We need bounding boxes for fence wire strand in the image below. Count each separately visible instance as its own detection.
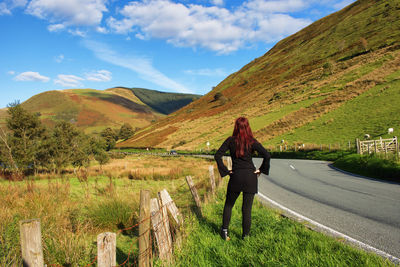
[42,166,219,267]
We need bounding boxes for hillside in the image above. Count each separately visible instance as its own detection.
[118,0,400,150]
[0,87,200,134]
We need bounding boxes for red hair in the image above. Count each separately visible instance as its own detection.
[232,117,254,158]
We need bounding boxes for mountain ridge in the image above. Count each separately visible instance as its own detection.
[0,87,201,133]
[118,0,400,150]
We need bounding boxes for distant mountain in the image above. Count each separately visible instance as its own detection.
[118,0,400,150]
[0,87,201,133]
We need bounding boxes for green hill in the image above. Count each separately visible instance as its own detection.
[126,87,201,115]
[118,0,400,150]
[0,87,201,134]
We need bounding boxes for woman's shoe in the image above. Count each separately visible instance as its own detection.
[220,228,230,241]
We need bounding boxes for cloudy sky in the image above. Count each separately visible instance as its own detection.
[0,0,355,108]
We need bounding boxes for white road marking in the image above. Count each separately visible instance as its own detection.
[257,192,400,264]
[289,165,295,170]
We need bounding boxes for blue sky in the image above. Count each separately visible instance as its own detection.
[0,0,355,108]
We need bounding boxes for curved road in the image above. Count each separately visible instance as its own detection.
[254,158,400,260]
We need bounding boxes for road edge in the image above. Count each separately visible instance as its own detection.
[257,192,400,265]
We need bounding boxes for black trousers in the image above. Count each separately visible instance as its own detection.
[222,191,255,237]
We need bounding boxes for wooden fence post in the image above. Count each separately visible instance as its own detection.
[209,165,216,195]
[97,232,116,267]
[185,176,202,217]
[374,140,377,154]
[20,219,44,267]
[158,193,173,256]
[139,190,152,267]
[150,198,171,261]
[159,189,181,226]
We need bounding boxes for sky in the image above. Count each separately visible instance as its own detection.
[0,0,356,108]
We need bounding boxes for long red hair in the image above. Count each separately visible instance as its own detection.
[232,117,254,158]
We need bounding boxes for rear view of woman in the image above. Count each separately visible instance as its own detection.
[214,117,271,240]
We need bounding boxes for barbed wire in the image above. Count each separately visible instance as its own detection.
[42,168,220,267]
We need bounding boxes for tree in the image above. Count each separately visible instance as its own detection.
[100,128,117,151]
[5,104,45,174]
[90,136,110,171]
[119,123,134,140]
[49,121,82,172]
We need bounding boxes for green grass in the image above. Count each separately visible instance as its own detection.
[250,97,324,132]
[172,189,393,266]
[334,154,400,182]
[269,71,400,145]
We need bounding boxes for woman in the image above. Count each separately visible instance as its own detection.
[214,117,271,240]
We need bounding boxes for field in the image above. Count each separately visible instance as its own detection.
[0,155,216,265]
[0,155,395,266]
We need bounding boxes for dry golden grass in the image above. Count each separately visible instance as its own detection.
[0,154,220,265]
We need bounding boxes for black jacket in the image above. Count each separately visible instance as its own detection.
[214,137,271,193]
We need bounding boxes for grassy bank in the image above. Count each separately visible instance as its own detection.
[172,189,394,266]
[333,154,400,182]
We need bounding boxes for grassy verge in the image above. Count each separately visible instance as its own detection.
[333,154,400,182]
[270,149,354,161]
[0,155,215,266]
[172,188,394,266]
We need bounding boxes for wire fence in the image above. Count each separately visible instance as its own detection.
[18,163,223,267]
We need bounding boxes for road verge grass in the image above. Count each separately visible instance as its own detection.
[171,188,394,266]
[333,154,400,182]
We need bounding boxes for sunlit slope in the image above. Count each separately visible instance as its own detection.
[0,87,201,133]
[19,88,161,133]
[118,0,400,150]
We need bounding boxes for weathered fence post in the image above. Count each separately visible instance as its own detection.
[20,219,44,267]
[209,165,216,195]
[159,189,181,226]
[150,198,172,261]
[158,192,173,257]
[185,176,202,217]
[97,232,116,267]
[139,190,152,267]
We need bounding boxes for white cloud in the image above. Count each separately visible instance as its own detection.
[96,26,108,34]
[54,54,64,63]
[7,70,15,75]
[244,0,307,13]
[48,23,65,32]
[67,28,86,37]
[333,0,355,10]
[26,0,107,27]
[106,0,311,53]
[14,71,50,82]
[211,0,224,6]
[0,3,12,15]
[84,40,191,93]
[0,0,27,15]
[54,74,84,87]
[85,70,112,82]
[184,68,227,77]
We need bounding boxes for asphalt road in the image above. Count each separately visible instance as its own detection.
[254,158,400,259]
